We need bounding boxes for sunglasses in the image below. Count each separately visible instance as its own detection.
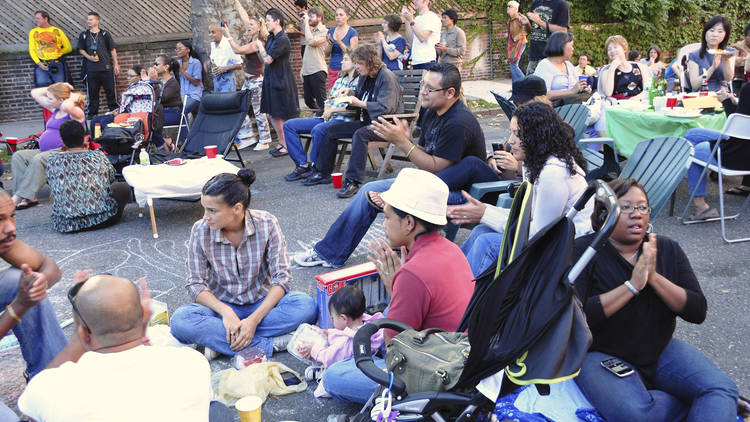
[67,279,92,332]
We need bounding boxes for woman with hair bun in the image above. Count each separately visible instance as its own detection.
[170,168,317,358]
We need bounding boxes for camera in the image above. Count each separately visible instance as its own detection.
[298,12,305,17]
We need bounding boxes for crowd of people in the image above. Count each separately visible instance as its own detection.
[1,3,748,422]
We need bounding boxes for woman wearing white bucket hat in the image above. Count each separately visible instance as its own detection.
[320,167,475,403]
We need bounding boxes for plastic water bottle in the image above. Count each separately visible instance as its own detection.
[139,149,150,166]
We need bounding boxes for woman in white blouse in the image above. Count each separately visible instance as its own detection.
[448,102,593,276]
[533,31,590,106]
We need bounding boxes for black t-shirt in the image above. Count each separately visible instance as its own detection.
[77,29,116,72]
[572,234,706,383]
[417,100,486,163]
[527,0,570,61]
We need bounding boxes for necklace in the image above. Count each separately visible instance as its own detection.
[625,249,639,264]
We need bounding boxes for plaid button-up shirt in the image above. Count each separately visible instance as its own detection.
[186,209,292,304]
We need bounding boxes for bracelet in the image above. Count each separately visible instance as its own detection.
[623,280,639,296]
[5,304,22,323]
[405,144,416,158]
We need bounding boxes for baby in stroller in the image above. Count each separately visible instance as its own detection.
[294,286,384,398]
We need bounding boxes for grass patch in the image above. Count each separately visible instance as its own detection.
[466,99,498,111]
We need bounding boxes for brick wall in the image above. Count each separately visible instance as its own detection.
[0,19,508,124]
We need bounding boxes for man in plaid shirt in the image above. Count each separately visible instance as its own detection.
[170,170,316,358]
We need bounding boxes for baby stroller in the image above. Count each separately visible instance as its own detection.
[97,80,160,173]
[345,180,621,422]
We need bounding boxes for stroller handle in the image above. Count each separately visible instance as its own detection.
[353,318,410,396]
[567,179,620,285]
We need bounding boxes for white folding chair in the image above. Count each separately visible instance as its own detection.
[162,95,190,150]
[680,113,750,243]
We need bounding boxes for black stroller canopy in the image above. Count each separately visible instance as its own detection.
[457,181,619,390]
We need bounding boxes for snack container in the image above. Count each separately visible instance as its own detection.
[149,299,169,326]
[315,262,389,329]
[232,347,267,369]
[287,323,328,363]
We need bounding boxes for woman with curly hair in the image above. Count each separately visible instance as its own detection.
[447,101,594,276]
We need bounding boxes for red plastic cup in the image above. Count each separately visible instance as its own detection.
[332,172,343,189]
[666,97,677,108]
[204,145,218,158]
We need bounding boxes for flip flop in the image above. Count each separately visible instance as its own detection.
[366,191,384,213]
[15,200,39,210]
[690,207,720,221]
[726,186,750,196]
[269,147,288,157]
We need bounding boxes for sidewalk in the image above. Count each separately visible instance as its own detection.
[463,79,512,102]
[0,119,45,139]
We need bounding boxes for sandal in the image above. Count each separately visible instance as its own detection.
[15,199,39,210]
[269,147,288,157]
[366,191,385,213]
[690,207,720,221]
[726,186,750,196]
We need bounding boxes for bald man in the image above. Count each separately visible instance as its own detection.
[208,23,243,92]
[18,275,219,422]
[0,189,65,383]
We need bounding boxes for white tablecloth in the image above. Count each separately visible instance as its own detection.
[122,157,240,207]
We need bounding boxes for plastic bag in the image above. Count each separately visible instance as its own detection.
[212,362,307,406]
[286,323,328,363]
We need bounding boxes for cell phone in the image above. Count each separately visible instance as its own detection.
[601,358,634,377]
[220,21,227,27]
[282,373,302,386]
[491,142,503,152]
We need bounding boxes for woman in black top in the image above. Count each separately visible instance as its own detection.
[258,8,300,157]
[573,179,738,422]
[152,54,182,150]
[685,83,750,218]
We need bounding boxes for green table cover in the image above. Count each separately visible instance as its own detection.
[605,107,727,157]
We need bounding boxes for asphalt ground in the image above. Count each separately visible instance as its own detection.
[1,113,748,421]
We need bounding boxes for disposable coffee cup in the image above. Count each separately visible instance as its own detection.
[236,395,262,422]
[204,145,218,158]
[5,137,17,151]
[578,75,588,82]
[332,172,343,189]
[491,142,503,152]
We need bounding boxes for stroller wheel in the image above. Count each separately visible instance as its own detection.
[325,415,349,422]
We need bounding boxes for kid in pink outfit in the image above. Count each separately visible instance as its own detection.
[297,286,384,397]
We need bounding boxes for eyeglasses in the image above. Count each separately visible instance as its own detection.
[67,280,91,332]
[421,85,450,94]
[620,204,652,215]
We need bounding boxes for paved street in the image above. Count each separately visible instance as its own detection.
[0,113,748,420]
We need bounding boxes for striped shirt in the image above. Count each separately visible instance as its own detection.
[186,209,291,304]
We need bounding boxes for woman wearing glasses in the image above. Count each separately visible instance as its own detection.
[572,178,738,422]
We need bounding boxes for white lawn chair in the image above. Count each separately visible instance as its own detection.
[680,113,750,243]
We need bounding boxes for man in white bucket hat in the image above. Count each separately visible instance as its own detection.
[320,168,475,403]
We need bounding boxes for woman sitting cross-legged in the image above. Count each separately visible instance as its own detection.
[572,178,739,422]
[45,120,131,233]
[447,101,593,276]
[12,82,86,210]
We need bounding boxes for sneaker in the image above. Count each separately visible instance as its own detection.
[293,249,334,267]
[202,346,220,361]
[284,165,311,182]
[253,143,270,151]
[302,171,332,186]
[336,179,361,199]
[272,333,293,352]
[304,365,325,382]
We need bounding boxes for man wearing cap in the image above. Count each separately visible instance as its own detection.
[320,168,475,403]
[294,63,487,268]
[17,274,233,421]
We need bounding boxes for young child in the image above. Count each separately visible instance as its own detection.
[297,286,384,398]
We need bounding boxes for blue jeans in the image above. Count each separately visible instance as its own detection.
[284,117,342,167]
[0,268,66,379]
[322,356,387,403]
[170,291,316,357]
[509,44,526,82]
[575,338,738,422]
[412,61,436,70]
[684,128,729,197]
[437,156,501,193]
[213,73,237,93]
[183,97,201,119]
[34,60,67,87]
[315,178,395,266]
[461,224,503,277]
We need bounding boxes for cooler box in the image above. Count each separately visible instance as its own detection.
[315,262,390,329]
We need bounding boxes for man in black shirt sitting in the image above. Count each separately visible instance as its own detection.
[294,63,487,268]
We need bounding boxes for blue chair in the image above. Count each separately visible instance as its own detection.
[621,136,693,218]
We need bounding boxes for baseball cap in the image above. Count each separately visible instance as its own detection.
[508,75,547,104]
[379,168,448,226]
